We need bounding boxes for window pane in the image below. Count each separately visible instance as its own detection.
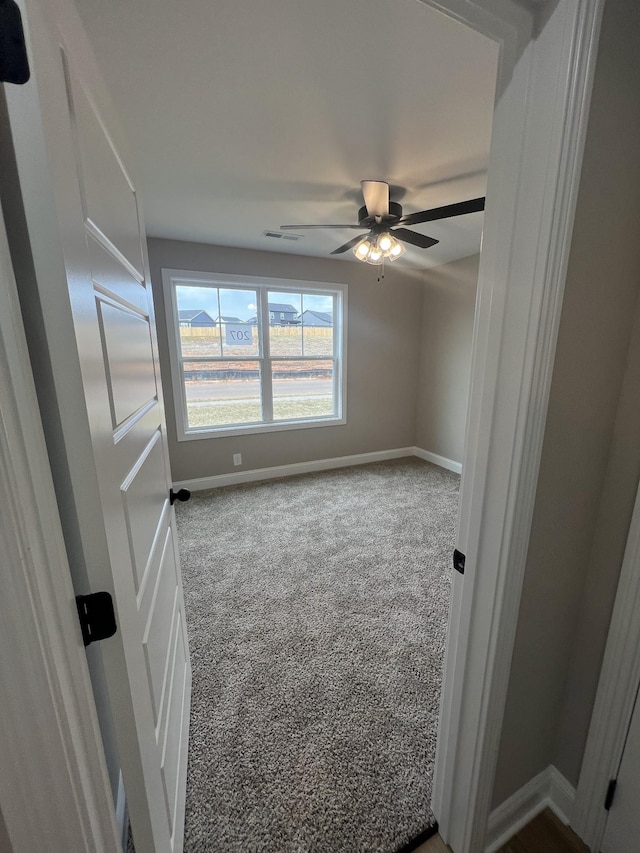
[178,325,222,358]
[268,291,302,355]
[219,289,260,357]
[183,360,262,428]
[269,324,302,356]
[175,284,221,357]
[271,359,334,421]
[301,295,333,356]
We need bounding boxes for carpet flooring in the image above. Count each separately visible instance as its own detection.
[175,457,459,853]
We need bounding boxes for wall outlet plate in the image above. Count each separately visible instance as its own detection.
[233,453,242,466]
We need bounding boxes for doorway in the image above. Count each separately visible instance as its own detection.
[0,0,604,851]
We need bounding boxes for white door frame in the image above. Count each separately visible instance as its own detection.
[572,479,640,850]
[0,175,120,850]
[0,0,604,850]
[422,0,604,850]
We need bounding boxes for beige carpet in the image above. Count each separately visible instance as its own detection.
[175,457,458,852]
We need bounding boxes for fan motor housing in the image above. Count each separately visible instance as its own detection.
[358,201,402,227]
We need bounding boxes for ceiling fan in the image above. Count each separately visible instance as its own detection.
[280,180,485,265]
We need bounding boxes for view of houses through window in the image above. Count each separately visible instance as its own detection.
[164,273,345,437]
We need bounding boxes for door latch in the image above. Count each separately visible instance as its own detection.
[170,487,191,505]
[76,592,117,647]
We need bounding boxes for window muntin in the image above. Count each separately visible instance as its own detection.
[165,272,345,439]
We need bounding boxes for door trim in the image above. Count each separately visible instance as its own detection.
[423,0,604,850]
[572,478,640,849]
[0,169,120,851]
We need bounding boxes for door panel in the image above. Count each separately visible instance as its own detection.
[7,2,191,850]
[97,298,157,426]
[143,527,181,724]
[88,235,148,315]
[161,617,189,835]
[68,59,145,276]
[121,431,168,593]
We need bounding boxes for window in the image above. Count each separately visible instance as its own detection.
[162,270,346,439]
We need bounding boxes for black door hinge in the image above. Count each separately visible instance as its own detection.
[170,487,191,505]
[453,548,466,575]
[604,778,617,811]
[0,0,30,84]
[76,592,117,647]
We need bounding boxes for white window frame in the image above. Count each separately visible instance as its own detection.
[162,269,347,440]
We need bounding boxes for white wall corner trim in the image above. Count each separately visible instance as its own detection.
[485,766,576,853]
[412,447,462,475]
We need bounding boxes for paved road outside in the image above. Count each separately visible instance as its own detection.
[187,396,332,409]
[185,378,332,401]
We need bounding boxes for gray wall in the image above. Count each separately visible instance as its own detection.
[492,0,640,806]
[148,238,424,481]
[415,254,478,463]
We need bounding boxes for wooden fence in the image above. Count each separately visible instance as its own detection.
[180,326,332,340]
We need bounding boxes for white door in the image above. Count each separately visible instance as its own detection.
[601,682,640,852]
[5,0,191,850]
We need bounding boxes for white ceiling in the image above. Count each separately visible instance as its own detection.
[75,0,499,270]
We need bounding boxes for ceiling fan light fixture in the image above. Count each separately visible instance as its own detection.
[353,230,406,264]
[376,231,406,261]
[353,237,372,260]
[389,240,405,260]
[378,232,393,253]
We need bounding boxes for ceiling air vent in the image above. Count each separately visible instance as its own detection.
[263,230,302,242]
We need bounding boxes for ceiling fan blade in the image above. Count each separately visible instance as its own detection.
[280,223,363,230]
[392,228,439,249]
[398,196,485,227]
[361,180,390,218]
[330,234,368,255]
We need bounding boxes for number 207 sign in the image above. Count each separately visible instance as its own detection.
[225,325,253,346]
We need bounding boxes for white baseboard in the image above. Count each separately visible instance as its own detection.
[548,765,575,825]
[173,447,416,491]
[412,447,462,474]
[174,446,463,492]
[485,765,576,852]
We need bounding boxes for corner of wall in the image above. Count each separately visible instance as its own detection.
[485,765,576,852]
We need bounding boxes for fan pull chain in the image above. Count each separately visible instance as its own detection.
[378,256,385,282]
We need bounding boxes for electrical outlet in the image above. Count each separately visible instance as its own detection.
[233,453,242,466]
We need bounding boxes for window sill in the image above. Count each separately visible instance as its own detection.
[177,414,346,441]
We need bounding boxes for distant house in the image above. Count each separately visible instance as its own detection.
[215,315,241,324]
[247,303,300,326]
[269,303,299,325]
[300,310,332,327]
[178,309,216,327]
